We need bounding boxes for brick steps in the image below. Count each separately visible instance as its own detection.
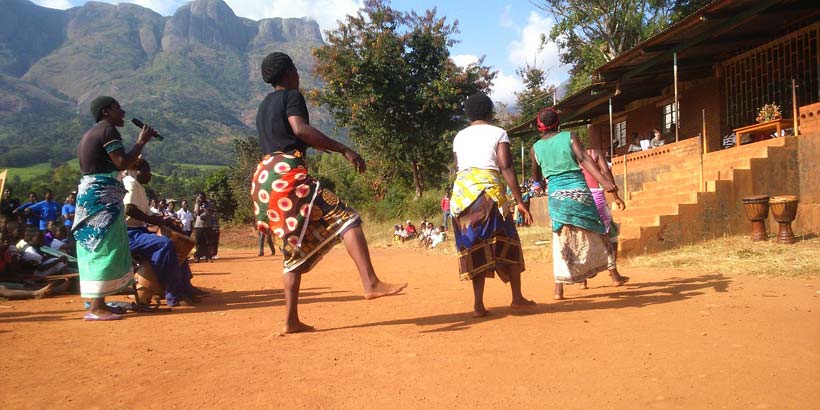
[612,136,798,256]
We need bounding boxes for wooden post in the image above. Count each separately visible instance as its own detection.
[609,97,614,160]
[674,52,680,143]
[792,78,799,136]
[700,109,706,192]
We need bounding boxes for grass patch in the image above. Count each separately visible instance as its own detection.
[172,163,228,171]
[627,235,820,278]
[4,163,53,181]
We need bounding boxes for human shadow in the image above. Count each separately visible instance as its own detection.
[0,308,84,324]
[140,286,364,317]
[317,274,731,333]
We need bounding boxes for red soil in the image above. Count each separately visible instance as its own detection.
[2,247,819,410]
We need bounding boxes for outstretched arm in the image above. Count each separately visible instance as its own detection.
[530,147,544,186]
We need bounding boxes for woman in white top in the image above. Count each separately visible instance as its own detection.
[450,93,535,318]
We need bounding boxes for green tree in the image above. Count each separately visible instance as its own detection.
[514,64,556,123]
[227,136,262,223]
[534,0,710,93]
[311,0,495,198]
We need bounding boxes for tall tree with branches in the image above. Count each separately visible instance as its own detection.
[534,0,710,93]
[311,0,495,198]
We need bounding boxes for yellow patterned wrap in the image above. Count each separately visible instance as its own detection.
[450,168,509,217]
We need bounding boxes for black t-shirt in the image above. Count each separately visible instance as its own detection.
[77,122,124,175]
[256,89,310,155]
[0,197,20,218]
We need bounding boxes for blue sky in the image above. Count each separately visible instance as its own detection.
[31,0,569,106]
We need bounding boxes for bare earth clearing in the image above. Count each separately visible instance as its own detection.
[2,247,819,410]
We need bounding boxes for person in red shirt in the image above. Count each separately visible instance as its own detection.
[440,188,451,230]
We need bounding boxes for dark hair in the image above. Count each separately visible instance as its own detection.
[537,107,558,130]
[261,52,295,85]
[464,93,494,122]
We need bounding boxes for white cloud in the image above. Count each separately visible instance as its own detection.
[451,54,479,68]
[490,70,523,108]
[507,11,569,84]
[30,0,74,9]
[226,0,363,33]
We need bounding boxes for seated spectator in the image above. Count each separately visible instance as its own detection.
[16,229,69,277]
[47,225,72,255]
[122,159,202,307]
[627,134,642,153]
[649,129,665,148]
[430,226,447,248]
[404,220,417,239]
[419,222,434,248]
[393,224,408,242]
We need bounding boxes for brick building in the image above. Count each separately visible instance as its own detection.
[510,0,820,254]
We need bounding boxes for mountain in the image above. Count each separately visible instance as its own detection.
[0,0,330,167]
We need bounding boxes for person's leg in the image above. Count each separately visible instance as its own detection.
[266,234,276,255]
[340,225,406,299]
[258,232,265,256]
[609,268,629,286]
[554,283,564,300]
[282,272,313,333]
[500,265,536,308]
[0,282,55,300]
[471,275,488,317]
[129,230,191,305]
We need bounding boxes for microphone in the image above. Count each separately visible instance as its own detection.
[131,118,164,141]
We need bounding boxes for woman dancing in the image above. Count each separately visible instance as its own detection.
[74,96,157,320]
[530,107,629,300]
[451,93,535,317]
[253,52,406,334]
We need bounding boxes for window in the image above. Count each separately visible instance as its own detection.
[663,102,678,133]
[613,120,627,147]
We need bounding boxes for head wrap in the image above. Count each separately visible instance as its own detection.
[89,96,118,122]
[261,52,295,85]
[536,107,559,132]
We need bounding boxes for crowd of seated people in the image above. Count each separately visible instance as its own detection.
[393,218,447,249]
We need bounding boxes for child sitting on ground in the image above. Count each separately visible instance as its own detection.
[393,224,407,243]
[430,225,447,248]
[16,228,69,277]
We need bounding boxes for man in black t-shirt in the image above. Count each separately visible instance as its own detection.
[1,188,20,221]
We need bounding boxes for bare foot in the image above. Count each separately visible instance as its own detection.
[611,276,630,287]
[364,281,407,300]
[579,280,588,290]
[33,282,58,299]
[472,308,490,318]
[553,294,564,300]
[511,298,537,309]
[282,321,315,334]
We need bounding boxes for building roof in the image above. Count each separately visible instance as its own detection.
[508,0,820,137]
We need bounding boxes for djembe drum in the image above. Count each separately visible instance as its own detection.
[160,226,196,265]
[769,195,799,244]
[741,195,770,241]
[134,256,163,305]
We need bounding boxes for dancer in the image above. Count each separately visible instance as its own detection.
[451,93,535,318]
[74,96,157,320]
[580,148,626,289]
[253,52,406,333]
[530,108,629,300]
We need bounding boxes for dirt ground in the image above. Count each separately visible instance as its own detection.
[2,246,819,410]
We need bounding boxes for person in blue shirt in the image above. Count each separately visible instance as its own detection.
[27,190,60,231]
[13,192,39,228]
[62,192,76,228]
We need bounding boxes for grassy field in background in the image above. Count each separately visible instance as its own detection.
[2,160,227,182]
[171,163,228,171]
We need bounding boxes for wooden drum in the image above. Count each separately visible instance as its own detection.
[769,195,799,244]
[160,226,196,265]
[134,256,163,304]
[741,195,769,241]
